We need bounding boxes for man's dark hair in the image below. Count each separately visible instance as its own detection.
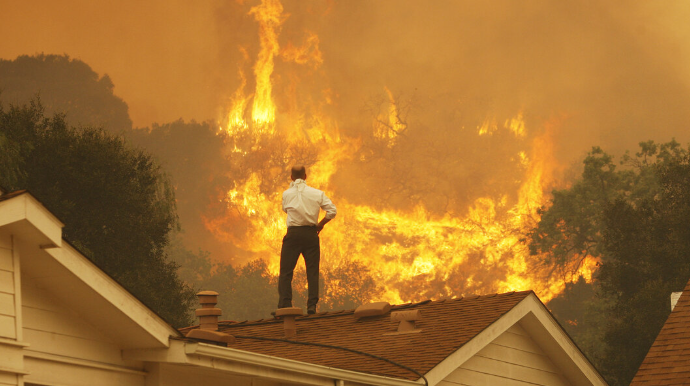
[291,165,307,180]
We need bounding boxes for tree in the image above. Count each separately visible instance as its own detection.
[595,154,690,385]
[530,141,683,272]
[0,54,132,133]
[0,130,23,188]
[531,140,690,386]
[127,120,232,250]
[0,100,195,327]
[547,276,611,369]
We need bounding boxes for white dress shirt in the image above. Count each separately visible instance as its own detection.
[282,179,337,227]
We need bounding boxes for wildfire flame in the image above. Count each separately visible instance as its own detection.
[248,0,284,129]
[209,0,595,304]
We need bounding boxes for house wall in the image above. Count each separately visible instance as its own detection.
[20,269,146,386]
[146,363,258,386]
[439,323,572,386]
[146,362,318,386]
[0,233,24,386]
[0,234,18,340]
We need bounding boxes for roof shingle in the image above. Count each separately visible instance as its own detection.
[180,291,532,380]
[631,279,690,385]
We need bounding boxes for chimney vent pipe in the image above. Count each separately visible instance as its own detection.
[275,307,303,338]
[196,290,221,331]
[354,302,391,319]
[186,290,236,344]
[389,310,422,334]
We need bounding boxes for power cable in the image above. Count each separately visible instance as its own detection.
[234,335,429,386]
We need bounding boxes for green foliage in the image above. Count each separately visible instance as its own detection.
[127,120,232,242]
[0,125,24,188]
[0,54,132,133]
[595,153,690,385]
[322,260,382,311]
[529,141,684,271]
[534,140,690,386]
[0,100,195,327]
[166,235,215,285]
[220,259,278,321]
[547,276,611,368]
[530,147,618,268]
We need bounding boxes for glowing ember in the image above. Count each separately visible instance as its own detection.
[208,0,594,304]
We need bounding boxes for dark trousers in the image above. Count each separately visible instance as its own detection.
[278,226,320,309]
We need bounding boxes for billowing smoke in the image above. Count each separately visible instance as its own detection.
[3,1,689,152]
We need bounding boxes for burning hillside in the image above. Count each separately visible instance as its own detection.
[200,0,596,304]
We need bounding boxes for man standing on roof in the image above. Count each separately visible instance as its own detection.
[278,165,337,315]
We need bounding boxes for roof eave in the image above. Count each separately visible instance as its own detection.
[190,341,424,386]
[0,191,180,349]
[127,339,425,386]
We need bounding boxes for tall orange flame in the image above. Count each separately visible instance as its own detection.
[248,0,285,130]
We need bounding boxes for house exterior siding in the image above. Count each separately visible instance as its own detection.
[21,271,147,386]
[0,233,19,340]
[439,324,571,386]
[0,233,24,386]
[145,363,282,386]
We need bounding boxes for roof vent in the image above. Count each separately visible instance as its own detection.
[275,307,303,338]
[672,292,683,311]
[354,302,391,319]
[185,291,235,344]
[195,290,221,330]
[386,310,422,335]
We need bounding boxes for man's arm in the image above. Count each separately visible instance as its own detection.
[317,193,337,234]
[316,217,331,234]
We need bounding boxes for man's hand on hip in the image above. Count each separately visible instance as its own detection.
[316,217,331,235]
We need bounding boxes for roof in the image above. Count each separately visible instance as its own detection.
[179,291,532,381]
[0,189,27,202]
[631,279,690,385]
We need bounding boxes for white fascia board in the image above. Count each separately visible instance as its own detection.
[423,294,607,386]
[44,244,180,347]
[519,296,608,386]
[0,193,63,247]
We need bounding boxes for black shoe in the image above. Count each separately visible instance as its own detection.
[307,306,316,315]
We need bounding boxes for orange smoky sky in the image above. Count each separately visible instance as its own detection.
[0,0,220,126]
[1,0,690,159]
